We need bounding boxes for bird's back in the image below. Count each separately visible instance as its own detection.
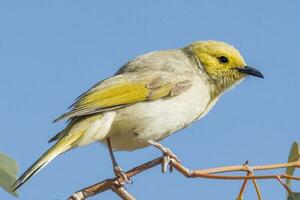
[116,49,199,75]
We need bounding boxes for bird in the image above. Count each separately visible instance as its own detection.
[11,40,263,191]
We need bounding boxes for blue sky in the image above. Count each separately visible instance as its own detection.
[0,0,299,199]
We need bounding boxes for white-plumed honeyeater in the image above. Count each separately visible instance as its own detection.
[11,40,263,191]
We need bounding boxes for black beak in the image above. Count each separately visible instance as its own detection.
[235,66,264,79]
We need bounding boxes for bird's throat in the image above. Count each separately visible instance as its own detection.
[209,75,244,99]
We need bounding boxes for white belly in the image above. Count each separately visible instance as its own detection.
[105,79,213,151]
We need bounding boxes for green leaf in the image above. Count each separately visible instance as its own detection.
[286,142,299,186]
[0,152,19,197]
[288,192,300,200]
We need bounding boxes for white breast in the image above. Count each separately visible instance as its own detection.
[106,77,213,151]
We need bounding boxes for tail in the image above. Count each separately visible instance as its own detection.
[10,132,82,192]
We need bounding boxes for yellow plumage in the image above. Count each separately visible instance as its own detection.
[77,83,150,108]
[54,74,189,122]
[10,130,83,190]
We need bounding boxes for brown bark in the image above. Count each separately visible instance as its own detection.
[67,157,300,200]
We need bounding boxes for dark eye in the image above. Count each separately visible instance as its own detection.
[218,56,229,64]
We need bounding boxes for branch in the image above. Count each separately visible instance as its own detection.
[68,157,300,200]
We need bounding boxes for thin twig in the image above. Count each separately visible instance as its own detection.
[251,177,262,200]
[68,157,162,200]
[194,161,300,174]
[68,157,300,200]
[236,163,251,200]
[276,176,293,194]
[236,177,249,199]
[171,160,300,180]
[111,184,136,200]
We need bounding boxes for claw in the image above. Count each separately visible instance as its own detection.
[114,166,132,185]
[162,155,170,173]
[161,149,180,173]
[147,140,180,173]
[163,148,181,163]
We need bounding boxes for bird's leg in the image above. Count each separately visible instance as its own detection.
[106,138,132,185]
[147,139,180,173]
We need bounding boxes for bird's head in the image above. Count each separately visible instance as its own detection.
[189,40,263,96]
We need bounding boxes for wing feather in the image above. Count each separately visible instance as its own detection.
[54,73,192,122]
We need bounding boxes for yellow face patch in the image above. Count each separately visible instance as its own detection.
[191,41,246,79]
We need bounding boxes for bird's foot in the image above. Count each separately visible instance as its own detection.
[147,140,180,173]
[161,147,180,173]
[162,147,180,163]
[114,165,132,185]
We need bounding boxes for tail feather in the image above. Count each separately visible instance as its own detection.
[10,132,82,192]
